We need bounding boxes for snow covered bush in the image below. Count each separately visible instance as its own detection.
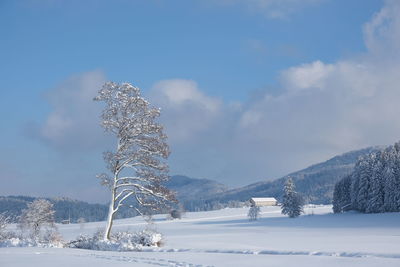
[2,199,65,248]
[68,229,163,251]
[0,236,64,248]
[248,205,261,221]
[18,199,57,239]
[0,213,17,246]
[0,213,9,236]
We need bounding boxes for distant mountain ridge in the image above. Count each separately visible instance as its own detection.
[206,146,382,204]
[0,146,383,218]
[0,175,229,221]
[165,175,228,202]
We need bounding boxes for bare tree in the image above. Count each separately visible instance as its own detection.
[94,82,176,240]
[247,205,261,221]
[18,199,56,239]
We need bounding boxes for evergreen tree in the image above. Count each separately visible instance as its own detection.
[383,146,398,211]
[333,175,352,213]
[366,151,385,213]
[333,140,400,214]
[356,155,373,212]
[281,177,304,218]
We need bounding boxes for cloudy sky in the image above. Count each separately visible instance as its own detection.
[1,0,399,203]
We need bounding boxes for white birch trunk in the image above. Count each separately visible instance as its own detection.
[103,187,116,240]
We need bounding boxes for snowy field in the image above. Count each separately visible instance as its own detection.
[2,205,400,267]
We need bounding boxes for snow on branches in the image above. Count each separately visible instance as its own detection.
[333,141,400,214]
[94,82,176,240]
[18,199,57,239]
[281,177,304,218]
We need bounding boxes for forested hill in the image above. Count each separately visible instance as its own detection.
[0,176,229,222]
[207,146,382,205]
[0,196,110,223]
[0,147,384,219]
[165,175,228,202]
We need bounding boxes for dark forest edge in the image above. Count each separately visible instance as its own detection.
[333,141,400,213]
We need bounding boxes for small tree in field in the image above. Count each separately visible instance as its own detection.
[247,205,261,221]
[94,82,176,241]
[0,212,10,236]
[18,199,56,239]
[281,177,304,218]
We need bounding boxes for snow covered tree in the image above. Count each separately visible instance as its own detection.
[248,205,261,221]
[366,151,385,213]
[356,155,374,212]
[0,213,9,234]
[18,199,56,239]
[94,82,176,240]
[334,141,400,214]
[383,143,400,211]
[333,175,352,213]
[281,177,304,218]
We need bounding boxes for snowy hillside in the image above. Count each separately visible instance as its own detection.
[2,205,400,267]
[211,146,382,204]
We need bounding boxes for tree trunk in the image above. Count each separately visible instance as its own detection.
[103,191,116,240]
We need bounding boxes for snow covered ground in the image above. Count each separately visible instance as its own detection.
[2,205,400,267]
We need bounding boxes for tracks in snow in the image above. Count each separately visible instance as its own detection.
[77,253,214,267]
[141,248,400,260]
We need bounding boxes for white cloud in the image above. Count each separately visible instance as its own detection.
[154,0,400,183]
[151,79,220,112]
[35,0,400,188]
[363,0,400,57]
[280,60,335,91]
[37,70,108,151]
[149,79,222,142]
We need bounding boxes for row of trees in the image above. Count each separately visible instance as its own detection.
[333,142,400,213]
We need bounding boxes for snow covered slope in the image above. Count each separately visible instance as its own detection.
[2,205,400,267]
[212,146,382,204]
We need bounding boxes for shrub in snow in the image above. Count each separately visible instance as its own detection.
[170,209,182,219]
[18,199,57,239]
[0,200,65,248]
[281,177,304,218]
[248,205,261,221]
[0,213,9,236]
[77,217,86,230]
[68,229,163,251]
[0,229,64,248]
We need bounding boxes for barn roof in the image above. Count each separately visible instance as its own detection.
[250,197,277,202]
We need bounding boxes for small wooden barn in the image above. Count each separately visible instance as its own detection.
[249,197,278,207]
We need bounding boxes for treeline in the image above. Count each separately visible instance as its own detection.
[0,195,246,222]
[333,141,400,213]
[0,196,110,223]
[182,199,248,212]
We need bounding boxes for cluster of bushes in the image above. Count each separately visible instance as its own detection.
[68,229,162,251]
[0,199,163,251]
[333,141,400,213]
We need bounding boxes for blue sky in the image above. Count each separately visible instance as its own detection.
[3,0,400,203]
